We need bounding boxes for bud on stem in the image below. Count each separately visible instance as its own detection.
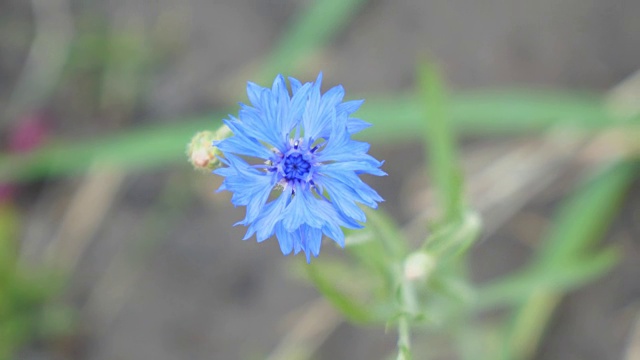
[187,125,231,171]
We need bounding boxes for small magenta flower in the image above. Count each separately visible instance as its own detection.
[214,73,385,261]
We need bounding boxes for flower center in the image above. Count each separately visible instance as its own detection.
[283,152,311,181]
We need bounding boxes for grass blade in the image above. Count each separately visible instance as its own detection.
[477,161,638,309]
[417,61,463,220]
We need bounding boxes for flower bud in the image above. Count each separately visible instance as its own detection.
[403,251,435,281]
[187,126,230,171]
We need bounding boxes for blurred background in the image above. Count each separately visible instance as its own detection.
[0,0,639,359]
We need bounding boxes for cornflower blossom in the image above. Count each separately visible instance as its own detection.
[214,73,385,261]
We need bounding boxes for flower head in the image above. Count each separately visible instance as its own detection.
[214,73,385,262]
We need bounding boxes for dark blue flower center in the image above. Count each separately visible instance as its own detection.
[283,153,311,180]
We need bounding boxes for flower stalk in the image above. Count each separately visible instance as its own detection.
[397,278,419,360]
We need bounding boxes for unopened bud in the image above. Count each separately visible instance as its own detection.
[403,252,435,281]
[191,148,213,168]
[187,125,231,171]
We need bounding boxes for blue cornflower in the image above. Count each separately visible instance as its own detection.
[214,73,386,262]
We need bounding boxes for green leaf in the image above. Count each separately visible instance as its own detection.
[423,210,482,263]
[356,90,636,142]
[496,246,621,360]
[356,208,409,259]
[450,90,622,134]
[417,61,463,220]
[477,162,637,310]
[427,271,476,307]
[260,0,367,81]
[498,291,560,360]
[535,162,639,266]
[397,345,413,360]
[476,248,619,309]
[0,114,225,182]
[305,262,376,324]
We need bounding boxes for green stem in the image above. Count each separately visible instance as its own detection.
[396,279,418,360]
[501,291,560,360]
[397,315,412,360]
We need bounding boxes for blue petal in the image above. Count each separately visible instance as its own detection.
[346,118,372,134]
[216,154,277,224]
[215,119,274,159]
[243,191,290,242]
[320,85,345,114]
[281,185,325,232]
[275,222,294,255]
[302,84,346,142]
[315,127,385,168]
[212,161,235,188]
[312,85,347,139]
[301,80,323,141]
[312,195,362,246]
[237,105,287,151]
[297,225,322,262]
[282,82,312,134]
[320,159,387,177]
[271,74,288,99]
[322,222,345,247]
[337,99,364,115]
[293,234,303,255]
[309,190,363,229]
[337,100,369,134]
[313,114,362,162]
[315,72,323,89]
[246,82,263,108]
[305,226,323,260]
[315,175,366,222]
[288,76,302,93]
[317,166,384,208]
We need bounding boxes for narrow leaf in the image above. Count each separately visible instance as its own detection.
[305,263,375,324]
[418,61,463,220]
[536,162,638,265]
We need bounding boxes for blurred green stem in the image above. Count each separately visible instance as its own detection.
[397,278,418,360]
[418,60,462,222]
[501,292,560,360]
[260,0,367,81]
[397,315,412,360]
